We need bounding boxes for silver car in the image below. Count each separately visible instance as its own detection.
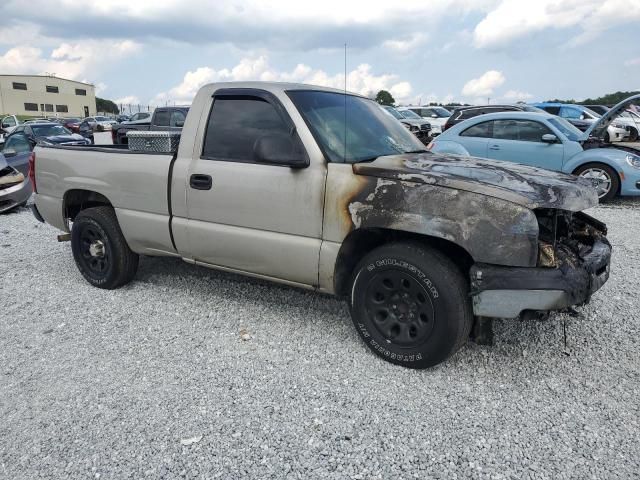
[0,133,33,213]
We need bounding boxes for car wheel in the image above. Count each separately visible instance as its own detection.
[349,242,473,369]
[71,206,139,289]
[604,132,610,143]
[628,128,638,142]
[574,163,619,202]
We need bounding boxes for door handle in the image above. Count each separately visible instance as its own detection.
[489,145,500,150]
[190,174,212,190]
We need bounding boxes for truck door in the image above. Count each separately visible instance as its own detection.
[181,89,326,287]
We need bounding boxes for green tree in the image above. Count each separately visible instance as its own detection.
[96,97,120,115]
[375,90,395,106]
[544,90,639,106]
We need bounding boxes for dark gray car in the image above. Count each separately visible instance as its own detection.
[0,134,33,213]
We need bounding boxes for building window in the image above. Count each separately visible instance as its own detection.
[45,104,54,112]
[56,105,69,113]
[75,88,87,96]
[13,82,27,90]
[46,85,59,93]
[24,103,38,111]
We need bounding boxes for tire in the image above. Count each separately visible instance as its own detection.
[574,163,619,202]
[71,206,139,289]
[628,128,638,143]
[349,242,473,369]
[604,132,610,143]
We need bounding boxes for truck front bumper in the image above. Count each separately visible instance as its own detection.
[470,239,611,318]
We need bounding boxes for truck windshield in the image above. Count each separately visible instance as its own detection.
[288,90,426,163]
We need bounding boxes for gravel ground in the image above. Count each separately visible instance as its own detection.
[1,201,639,479]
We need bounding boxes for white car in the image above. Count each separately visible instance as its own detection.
[399,106,451,136]
[121,112,152,125]
[1,115,20,145]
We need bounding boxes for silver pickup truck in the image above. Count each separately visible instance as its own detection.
[30,82,611,368]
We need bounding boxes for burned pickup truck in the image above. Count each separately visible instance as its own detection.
[30,82,611,368]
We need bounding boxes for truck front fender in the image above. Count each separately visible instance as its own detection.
[330,176,539,268]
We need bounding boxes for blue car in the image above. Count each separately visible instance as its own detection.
[429,95,640,200]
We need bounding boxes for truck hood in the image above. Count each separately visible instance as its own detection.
[352,152,598,211]
[581,93,640,141]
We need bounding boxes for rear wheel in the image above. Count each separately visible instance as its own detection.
[628,127,638,142]
[574,163,619,202]
[349,242,473,369]
[71,206,138,289]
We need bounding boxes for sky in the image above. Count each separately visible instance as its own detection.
[0,0,639,108]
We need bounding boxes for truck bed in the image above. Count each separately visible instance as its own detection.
[33,144,177,256]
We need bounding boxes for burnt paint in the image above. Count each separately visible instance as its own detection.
[352,153,599,211]
[341,170,540,268]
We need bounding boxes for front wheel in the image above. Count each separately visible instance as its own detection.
[71,206,139,289]
[574,163,619,202]
[349,242,473,369]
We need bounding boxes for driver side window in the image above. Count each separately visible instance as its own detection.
[5,134,32,153]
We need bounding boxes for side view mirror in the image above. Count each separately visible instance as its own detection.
[541,134,558,144]
[253,134,308,168]
[3,148,17,157]
[175,120,185,127]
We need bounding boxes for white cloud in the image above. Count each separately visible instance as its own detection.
[383,33,428,53]
[473,0,640,49]
[114,95,141,106]
[0,39,141,82]
[153,56,414,105]
[461,70,505,97]
[625,58,640,67]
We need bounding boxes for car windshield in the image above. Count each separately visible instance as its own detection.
[95,116,110,121]
[399,110,422,120]
[548,117,582,142]
[430,107,451,117]
[288,90,426,163]
[32,125,72,136]
[382,106,404,120]
[66,118,81,123]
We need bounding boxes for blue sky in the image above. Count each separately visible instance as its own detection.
[0,0,638,107]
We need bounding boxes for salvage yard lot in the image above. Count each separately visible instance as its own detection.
[1,202,639,479]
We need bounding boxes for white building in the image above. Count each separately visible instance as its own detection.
[0,74,96,118]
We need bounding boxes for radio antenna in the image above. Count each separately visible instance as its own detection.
[344,43,347,163]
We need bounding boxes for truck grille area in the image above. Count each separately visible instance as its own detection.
[535,209,609,270]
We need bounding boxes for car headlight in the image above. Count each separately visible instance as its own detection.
[626,154,640,168]
[612,123,625,129]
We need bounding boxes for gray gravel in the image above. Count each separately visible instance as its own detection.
[1,201,639,479]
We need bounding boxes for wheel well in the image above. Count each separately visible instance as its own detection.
[572,162,621,194]
[333,228,474,297]
[63,189,113,221]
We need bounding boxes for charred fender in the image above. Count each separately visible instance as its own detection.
[323,162,540,268]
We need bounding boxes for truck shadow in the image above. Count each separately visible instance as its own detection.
[133,254,592,369]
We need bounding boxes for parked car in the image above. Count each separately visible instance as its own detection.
[532,103,629,143]
[23,118,53,124]
[81,116,117,132]
[121,112,152,125]
[621,110,640,141]
[429,95,640,200]
[381,106,431,143]
[30,81,611,369]
[1,115,20,145]
[115,114,130,122]
[443,104,544,132]
[60,117,83,133]
[400,106,451,135]
[112,106,189,144]
[585,105,610,115]
[0,133,33,213]
[7,123,90,147]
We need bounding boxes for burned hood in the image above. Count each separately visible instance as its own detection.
[582,93,640,141]
[352,153,598,211]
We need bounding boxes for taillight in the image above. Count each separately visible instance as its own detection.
[28,151,36,193]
